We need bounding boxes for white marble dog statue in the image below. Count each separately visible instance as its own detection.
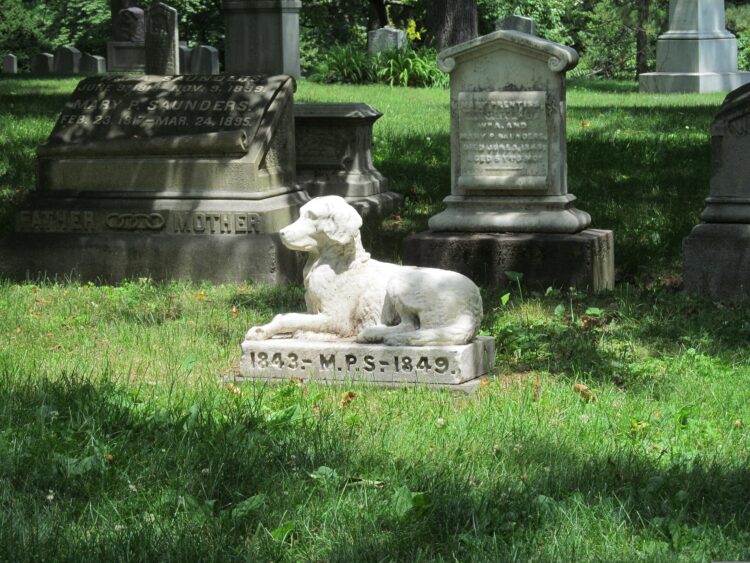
[244,195,483,346]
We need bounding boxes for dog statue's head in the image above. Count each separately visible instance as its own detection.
[280,196,363,252]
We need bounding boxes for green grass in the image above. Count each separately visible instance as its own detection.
[1,76,750,561]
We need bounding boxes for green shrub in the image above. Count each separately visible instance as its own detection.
[373,47,448,88]
[308,44,374,84]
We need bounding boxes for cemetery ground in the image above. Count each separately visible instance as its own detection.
[1,77,749,561]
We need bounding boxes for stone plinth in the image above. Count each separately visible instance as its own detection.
[294,103,399,217]
[367,27,406,56]
[223,0,301,77]
[684,83,750,299]
[640,0,750,93]
[404,230,614,292]
[0,74,308,284]
[107,41,145,72]
[238,337,495,387]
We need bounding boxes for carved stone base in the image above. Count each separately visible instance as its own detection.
[237,337,496,386]
[0,192,308,284]
[683,223,750,300]
[403,229,615,292]
[106,41,145,72]
[639,71,750,93]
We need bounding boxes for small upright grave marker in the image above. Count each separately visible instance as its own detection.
[81,54,107,75]
[367,27,406,56]
[145,2,179,74]
[32,53,54,74]
[3,54,17,74]
[107,0,146,72]
[53,46,81,74]
[190,45,220,74]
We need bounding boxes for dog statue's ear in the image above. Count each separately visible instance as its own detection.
[324,199,363,245]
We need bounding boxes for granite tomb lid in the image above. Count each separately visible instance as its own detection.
[39,74,296,156]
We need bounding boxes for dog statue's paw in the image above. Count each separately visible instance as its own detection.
[356,326,384,343]
[244,326,269,341]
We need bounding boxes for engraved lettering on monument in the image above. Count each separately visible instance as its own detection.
[458,91,548,192]
[145,2,179,75]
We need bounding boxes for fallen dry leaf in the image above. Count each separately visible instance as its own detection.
[734,419,743,428]
[481,376,489,387]
[15,327,21,334]
[225,383,241,395]
[573,383,596,402]
[339,391,357,409]
[581,119,592,128]
[195,292,207,300]
[533,377,541,402]
[231,306,238,318]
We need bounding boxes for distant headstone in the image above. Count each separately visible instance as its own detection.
[190,45,220,74]
[81,54,107,74]
[32,53,54,74]
[53,46,82,74]
[496,15,537,36]
[223,0,301,77]
[145,2,179,74]
[684,83,750,298]
[294,103,399,217]
[640,0,750,93]
[179,44,192,72]
[107,0,145,72]
[367,27,406,56]
[3,54,17,74]
[0,75,306,284]
[403,30,614,292]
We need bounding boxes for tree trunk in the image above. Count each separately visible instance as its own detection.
[369,0,388,29]
[636,0,650,76]
[425,0,478,49]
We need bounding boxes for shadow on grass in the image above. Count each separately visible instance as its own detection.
[1,374,748,560]
[569,78,639,93]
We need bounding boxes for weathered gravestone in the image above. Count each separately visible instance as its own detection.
[3,54,17,74]
[190,45,220,74]
[223,0,301,77]
[107,0,146,72]
[294,103,399,217]
[367,27,406,56]
[145,2,180,75]
[684,83,750,298]
[640,0,750,93]
[53,46,81,74]
[179,45,192,72]
[32,53,54,74]
[234,196,495,390]
[496,15,537,35]
[0,74,308,284]
[81,54,107,75]
[403,29,614,292]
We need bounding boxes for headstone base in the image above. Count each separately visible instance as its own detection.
[238,336,495,387]
[0,192,308,284]
[683,223,750,300]
[107,41,145,72]
[427,195,591,234]
[639,71,750,93]
[403,229,615,292]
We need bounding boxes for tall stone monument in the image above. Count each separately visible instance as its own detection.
[0,74,308,284]
[107,0,146,72]
[640,0,750,93]
[223,0,301,77]
[403,29,614,292]
[145,3,180,75]
[684,83,750,299]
